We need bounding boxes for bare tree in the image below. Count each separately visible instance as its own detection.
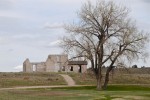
[61,0,149,90]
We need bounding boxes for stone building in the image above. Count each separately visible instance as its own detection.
[68,61,87,73]
[23,54,87,73]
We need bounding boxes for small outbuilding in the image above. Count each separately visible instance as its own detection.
[68,61,87,73]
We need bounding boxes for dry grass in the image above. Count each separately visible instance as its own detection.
[0,68,150,88]
[68,68,150,85]
[0,72,67,88]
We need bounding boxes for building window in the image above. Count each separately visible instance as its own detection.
[33,65,36,72]
[70,66,73,71]
[62,66,65,71]
[78,65,82,73]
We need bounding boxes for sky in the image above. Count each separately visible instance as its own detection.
[0,0,150,72]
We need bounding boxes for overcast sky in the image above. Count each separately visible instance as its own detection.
[0,0,150,72]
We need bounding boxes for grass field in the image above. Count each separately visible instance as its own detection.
[0,85,150,100]
[0,72,67,88]
[68,72,150,85]
[0,72,150,88]
[0,71,150,99]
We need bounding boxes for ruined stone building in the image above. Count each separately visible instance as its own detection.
[23,55,87,73]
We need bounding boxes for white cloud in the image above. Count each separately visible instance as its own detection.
[44,22,63,29]
[14,65,23,72]
[0,37,5,44]
[137,21,150,32]
[35,0,89,6]
[12,33,40,39]
[0,37,10,45]
[0,10,34,20]
[48,40,61,47]
[142,0,150,3]
[0,0,14,9]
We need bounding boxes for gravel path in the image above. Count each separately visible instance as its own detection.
[60,74,76,86]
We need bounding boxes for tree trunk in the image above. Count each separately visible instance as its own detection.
[103,70,110,90]
[96,71,103,90]
[103,66,114,90]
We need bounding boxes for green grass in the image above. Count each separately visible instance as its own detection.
[0,85,150,100]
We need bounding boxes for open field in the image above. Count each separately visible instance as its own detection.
[0,85,150,100]
[0,69,150,99]
[0,72,67,88]
[0,69,150,88]
[67,68,150,85]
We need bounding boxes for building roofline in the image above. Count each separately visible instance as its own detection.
[68,61,87,65]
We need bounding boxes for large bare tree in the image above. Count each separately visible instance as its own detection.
[61,0,149,90]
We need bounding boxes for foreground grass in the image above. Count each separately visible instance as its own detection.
[0,85,150,100]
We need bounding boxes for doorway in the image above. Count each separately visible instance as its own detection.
[78,65,82,73]
[70,66,73,71]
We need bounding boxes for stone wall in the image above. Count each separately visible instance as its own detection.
[23,54,87,73]
[46,55,68,72]
[23,59,33,72]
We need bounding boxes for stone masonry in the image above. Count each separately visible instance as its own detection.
[23,54,87,73]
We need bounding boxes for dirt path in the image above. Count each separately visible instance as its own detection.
[0,85,88,91]
[0,85,67,90]
[60,74,75,86]
[0,74,76,90]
